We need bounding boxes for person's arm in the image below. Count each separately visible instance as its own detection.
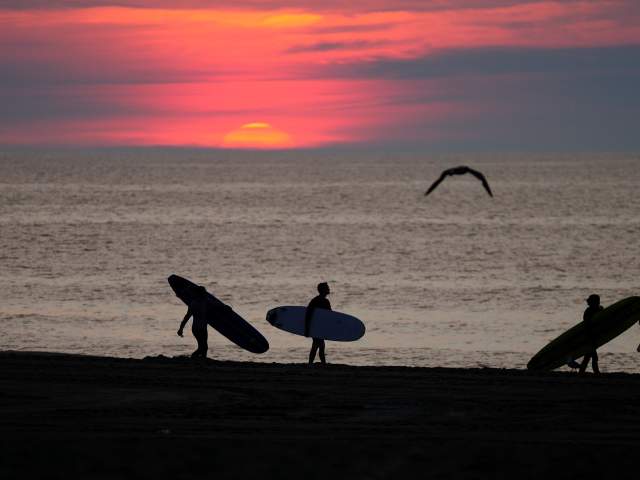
[177,307,192,337]
[583,309,591,332]
[583,307,599,346]
[304,305,314,337]
[304,298,319,337]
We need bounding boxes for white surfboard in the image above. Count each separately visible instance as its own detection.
[266,306,365,341]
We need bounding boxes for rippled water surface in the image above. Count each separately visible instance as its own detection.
[2,149,639,371]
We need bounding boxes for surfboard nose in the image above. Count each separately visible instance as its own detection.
[167,274,188,293]
[245,334,269,354]
[266,309,277,325]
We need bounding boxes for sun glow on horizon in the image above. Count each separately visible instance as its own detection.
[222,122,293,149]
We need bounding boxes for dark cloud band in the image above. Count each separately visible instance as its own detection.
[317,45,640,79]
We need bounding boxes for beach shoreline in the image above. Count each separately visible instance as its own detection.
[2,350,639,478]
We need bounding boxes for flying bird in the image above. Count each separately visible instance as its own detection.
[424,166,493,197]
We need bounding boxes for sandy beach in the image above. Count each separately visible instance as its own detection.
[1,351,639,478]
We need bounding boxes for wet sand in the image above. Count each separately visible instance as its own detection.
[1,351,639,479]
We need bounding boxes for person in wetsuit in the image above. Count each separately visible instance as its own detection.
[177,286,209,358]
[305,282,331,364]
[579,293,603,374]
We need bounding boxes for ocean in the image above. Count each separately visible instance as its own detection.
[1,149,639,371]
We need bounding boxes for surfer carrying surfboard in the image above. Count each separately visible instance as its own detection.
[177,286,209,359]
[579,294,603,374]
[305,282,331,364]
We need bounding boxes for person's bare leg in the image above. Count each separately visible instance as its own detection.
[319,340,326,364]
[579,354,591,374]
[309,340,318,364]
[200,338,208,358]
[592,351,600,374]
[192,329,208,359]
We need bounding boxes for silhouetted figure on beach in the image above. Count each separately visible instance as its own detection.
[579,294,603,374]
[305,282,331,364]
[177,285,209,358]
[424,166,493,197]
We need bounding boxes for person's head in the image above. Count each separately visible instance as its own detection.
[586,294,600,307]
[317,282,330,296]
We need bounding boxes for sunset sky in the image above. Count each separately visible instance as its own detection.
[1,1,639,149]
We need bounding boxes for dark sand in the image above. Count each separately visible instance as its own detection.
[2,351,639,479]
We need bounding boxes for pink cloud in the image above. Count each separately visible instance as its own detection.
[1,1,639,148]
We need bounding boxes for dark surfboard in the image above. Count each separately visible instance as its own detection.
[168,274,269,354]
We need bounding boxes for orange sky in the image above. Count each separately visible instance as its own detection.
[1,1,639,149]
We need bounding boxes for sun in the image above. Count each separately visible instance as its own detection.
[222,122,293,148]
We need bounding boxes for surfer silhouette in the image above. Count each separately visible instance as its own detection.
[579,294,603,374]
[177,286,209,358]
[305,282,331,364]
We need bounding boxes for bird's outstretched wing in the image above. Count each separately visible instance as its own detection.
[424,172,448,196]
[467,168,493,197]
